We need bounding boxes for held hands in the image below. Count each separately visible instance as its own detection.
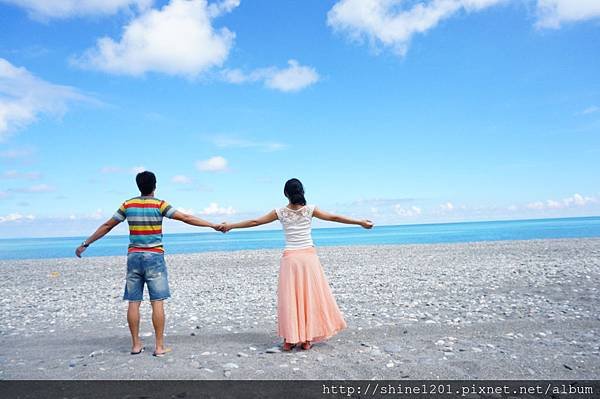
[211,222,231,233]
[220,222,232,233]
[211,223,226,233]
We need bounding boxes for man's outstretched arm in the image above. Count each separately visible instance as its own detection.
[170,211,223,231]
[75,218,120,258]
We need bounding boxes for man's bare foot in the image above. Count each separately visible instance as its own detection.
[301,341,312,350]
[282,340,295,351]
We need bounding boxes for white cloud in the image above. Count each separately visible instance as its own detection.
[10,184,55,193]
[526,193,597,210]
[0,147,35,160]
[0,0,151,19]
[349,197,416,206]
[207,0,239,16]
[564,193,596,207]
[440,201,455,211]
[100,166,123,174]
[393,204,422,217]
[0,58,89,138]
[222,59,319,92]
[172,174,193,184]
[580,105,600,115]
[526,200,546,210]
[327,0,600,56]
[208,135,287,151]
[198,202,236,216]
[221,68,247,84]
[327,0,505,56]
[73,0,237,77]
[263,60,320,92]
[171,203,236,218]
[0,213,35,223]
[99,165,148,174]
[536,0,600,28]
[196,156,228,172]
[176,207,196,215]
[1,170,41,180]
[546,199,562,209]
[89,208,104,220]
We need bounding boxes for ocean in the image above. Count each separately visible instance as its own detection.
[1,216,599,260]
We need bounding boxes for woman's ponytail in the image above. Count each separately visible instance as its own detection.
[284,178,307,206]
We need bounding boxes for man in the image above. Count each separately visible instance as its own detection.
[76,171,223,356]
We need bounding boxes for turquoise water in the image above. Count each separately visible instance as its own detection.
[1,216,599,260]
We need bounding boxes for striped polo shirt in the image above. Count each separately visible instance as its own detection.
[112,196,177,253]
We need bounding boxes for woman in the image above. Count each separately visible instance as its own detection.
[222,178,373,350]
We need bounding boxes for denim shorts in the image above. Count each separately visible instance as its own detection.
[123,252,170,302]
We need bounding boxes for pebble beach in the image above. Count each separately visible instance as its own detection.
[1,238,599,380]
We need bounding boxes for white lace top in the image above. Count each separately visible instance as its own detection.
[275,204,316,250]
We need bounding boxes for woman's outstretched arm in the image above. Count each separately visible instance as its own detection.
[313,207,374,229]
[223,210,278,232]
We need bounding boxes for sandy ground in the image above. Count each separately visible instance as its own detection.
[0,238,599,380]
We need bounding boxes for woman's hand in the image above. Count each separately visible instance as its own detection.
[361,220,374,229]
[211,223,226,233]
[220,222,232,233]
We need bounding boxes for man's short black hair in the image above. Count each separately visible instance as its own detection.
[136,171,156,195]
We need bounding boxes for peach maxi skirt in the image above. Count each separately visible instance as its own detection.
[277,247,347,344]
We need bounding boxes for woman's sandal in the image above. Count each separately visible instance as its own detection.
[301,341,312,350]
[152,348,172,357]
[282,340,296,351]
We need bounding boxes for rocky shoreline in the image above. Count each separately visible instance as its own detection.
[1,238,599,379]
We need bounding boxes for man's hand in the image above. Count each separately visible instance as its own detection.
[361,220,374,229]
[220,222,232,233]
[75,245,87,258]
[75,218,119,258]
[212,223,225,233]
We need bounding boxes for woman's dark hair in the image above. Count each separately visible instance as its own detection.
[136,171,156,196]
[284,178,307,206]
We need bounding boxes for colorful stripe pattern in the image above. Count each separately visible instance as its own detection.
[112,196,176,253]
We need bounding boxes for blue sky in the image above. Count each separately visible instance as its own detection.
[0,0,599,238]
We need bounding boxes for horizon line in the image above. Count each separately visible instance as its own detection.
[1,214,598,241]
